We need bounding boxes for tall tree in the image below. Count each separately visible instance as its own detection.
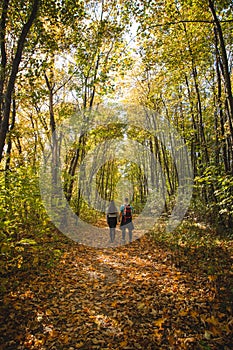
[0,0,40,162]
[63,0,132,204]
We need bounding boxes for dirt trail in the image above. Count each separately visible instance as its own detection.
[0,235,232,349]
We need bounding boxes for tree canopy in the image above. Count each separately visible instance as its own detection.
[0,1,233,346]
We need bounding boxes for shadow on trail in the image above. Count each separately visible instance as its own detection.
[0,229,232,350]
[149,226,233,314]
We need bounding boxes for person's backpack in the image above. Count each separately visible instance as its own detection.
[123,204,132,222]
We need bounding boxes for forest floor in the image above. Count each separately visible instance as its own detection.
[0,221,233,350]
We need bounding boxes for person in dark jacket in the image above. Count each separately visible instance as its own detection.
[119,197,134,243]
[106,200,119,243]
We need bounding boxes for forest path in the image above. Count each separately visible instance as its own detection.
[1,233,233,350]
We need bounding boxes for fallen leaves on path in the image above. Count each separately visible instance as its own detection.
[0,234,233,349]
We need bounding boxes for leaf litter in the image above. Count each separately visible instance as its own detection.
[0,231,233,350]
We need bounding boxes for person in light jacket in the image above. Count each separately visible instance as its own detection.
[106,200,119,243]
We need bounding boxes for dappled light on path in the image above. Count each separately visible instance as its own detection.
[1,234,232,349]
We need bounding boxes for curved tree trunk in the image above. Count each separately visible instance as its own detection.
[0,0,40,162]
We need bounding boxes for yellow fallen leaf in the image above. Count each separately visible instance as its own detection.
[206,316,219,326]
[120,341,128,347]
[204,330,211,340]
[127,319,134,326]
[154,329,163,339]
[208,275,217,282]
[179,309,189,316]
[137,302,145,310]
[60,334,69,344]
[46,309,53,316]
[34,339,45,346]
[154,317,167,329]
[33,256,39,266]
[190,310,198,318]
[184,337,196,344]
[76,342,84,348]
[111,300,118,308]
[49,330,59,338]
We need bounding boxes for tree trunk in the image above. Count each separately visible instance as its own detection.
[214,27,229,172]
[0,0,9,124]
[209,0,233,131]
[44,72,58,189]
[0,0,40,162]
[5,94,16,178]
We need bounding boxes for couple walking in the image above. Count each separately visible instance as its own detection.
[106,198,134,243]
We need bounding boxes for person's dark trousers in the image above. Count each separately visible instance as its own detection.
[121,227,132,242]
[110,228,115,242]
[121,227,126,241]
[129,229,132,242]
